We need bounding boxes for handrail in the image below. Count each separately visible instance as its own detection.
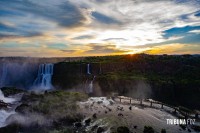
[115,96,199,120]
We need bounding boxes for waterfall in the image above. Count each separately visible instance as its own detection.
[88,81,93,93]
[33,63,54,90]
[87,64,91,74]
[0,64,8,88]
[0,89,15,127]
[87,76,95,94]
[0,89,21,128]
[0,90,15,103]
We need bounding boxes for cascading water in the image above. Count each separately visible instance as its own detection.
[88,81,93,93]
[87,76,95,94]
[0,89,17,127]
[0,64,8,88]
[33,63,54,90]
[0,90,15,103]
[87,64,91,74]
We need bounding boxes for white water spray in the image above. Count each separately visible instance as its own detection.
[0,110,15,127]
[87,76,95,94]
[0,90,15,103]
[0,89,18,127]
[33,63,54,90]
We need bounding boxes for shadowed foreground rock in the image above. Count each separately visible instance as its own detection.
[117,126,130,133]
[0,100,11,109]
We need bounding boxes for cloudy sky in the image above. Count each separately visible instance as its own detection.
[0,0,200,57]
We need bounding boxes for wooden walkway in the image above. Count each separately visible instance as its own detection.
[114,96,199,120]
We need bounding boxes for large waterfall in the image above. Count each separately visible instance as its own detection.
[33,64,54,90]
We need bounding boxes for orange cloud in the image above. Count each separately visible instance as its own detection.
[145,43,200,55]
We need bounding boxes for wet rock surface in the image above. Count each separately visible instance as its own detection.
[0,100,9,109]
[15,103,29,113]
[1,92,199,133]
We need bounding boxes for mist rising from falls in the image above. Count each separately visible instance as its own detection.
[33,64,54,90]
[0,64,8,88]
[0,63,38,89]
[87,76,95,94]
[0,110,15,128]
[88,82,93,93]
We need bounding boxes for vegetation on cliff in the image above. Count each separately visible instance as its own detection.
[1,87,25,97]
[52,54,200,109]
[19,90,88,119]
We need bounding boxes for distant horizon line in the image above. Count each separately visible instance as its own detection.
[0,53,200,58]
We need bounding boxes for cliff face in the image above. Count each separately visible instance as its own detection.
[52,55,200,110]
[1,55,199,109]
[52,62,83,89]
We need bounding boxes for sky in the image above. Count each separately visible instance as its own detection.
[0,0,200,57]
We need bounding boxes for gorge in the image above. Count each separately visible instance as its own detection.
[0,54,200,132]
[0,54,200,109]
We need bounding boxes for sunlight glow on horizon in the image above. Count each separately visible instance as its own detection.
[0,0,200,57]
